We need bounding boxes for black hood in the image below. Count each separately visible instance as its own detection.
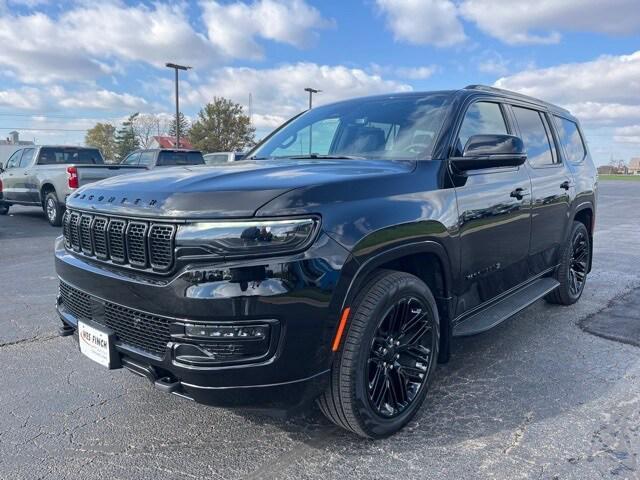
[67,159,414,219]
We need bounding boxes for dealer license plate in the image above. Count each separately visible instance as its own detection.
[78,321,111,368]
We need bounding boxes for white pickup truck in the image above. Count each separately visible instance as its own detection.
[0,146,145,225]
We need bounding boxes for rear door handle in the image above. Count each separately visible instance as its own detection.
[510,187,530,200]
[560,180,573,190]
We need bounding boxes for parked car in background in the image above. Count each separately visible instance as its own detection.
[121,149,205,168]
[55,86,596,438]
[0,146,145,225]
[203,152,246,165]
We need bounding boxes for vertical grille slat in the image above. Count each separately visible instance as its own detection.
[126,222,148,267]
[149,224,175,271]
[80,214,93,255]
[108,219,127,263]
[69,212,81,251]
[62,209,176,273]
[93,217,109,260]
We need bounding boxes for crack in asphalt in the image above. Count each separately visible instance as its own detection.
[0,333,58,349]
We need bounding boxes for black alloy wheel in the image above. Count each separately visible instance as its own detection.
[546,221,591,305]
[318,270,439,438]
[367,296,434,418]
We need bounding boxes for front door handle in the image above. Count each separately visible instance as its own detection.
[510,187,529,200]
[560,180,573,190]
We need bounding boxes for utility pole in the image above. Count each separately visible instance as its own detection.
[304,87,321,109]
[165,63,191,148]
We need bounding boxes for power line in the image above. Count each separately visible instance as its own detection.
[0,127,88,132]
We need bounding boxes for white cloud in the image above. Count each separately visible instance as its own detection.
[186,63,412,129]
[375,0,465,47]
[494,51,640,126]
[394,66,438,80]
[460,0,640,45]
[201,0,332,59]
[0,87,46,109]
[58,89,148,110]
[614,125,640,144]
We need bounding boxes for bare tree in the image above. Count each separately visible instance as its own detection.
[132,114,162,148]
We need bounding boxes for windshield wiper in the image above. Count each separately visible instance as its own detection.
[284,154,366,160]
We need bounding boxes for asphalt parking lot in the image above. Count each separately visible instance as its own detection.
[1,180,639,480]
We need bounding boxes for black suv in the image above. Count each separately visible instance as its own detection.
[55,86,597,438]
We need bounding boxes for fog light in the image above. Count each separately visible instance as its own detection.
[184,324,269,340]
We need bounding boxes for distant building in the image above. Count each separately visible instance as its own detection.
[149,136,193,149]
[629,158,640,175]
[597,165,619,175]
[0,131,35,166]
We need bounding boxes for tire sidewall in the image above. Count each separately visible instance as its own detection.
[45,192,62,226]
[349,274,440,438]
[564,222,590,302]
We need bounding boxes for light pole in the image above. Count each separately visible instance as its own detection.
[304,87,321,110]
[166,63,191,148]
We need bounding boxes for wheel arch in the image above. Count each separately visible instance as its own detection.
[337,239,455,363]
[40,182,56,205]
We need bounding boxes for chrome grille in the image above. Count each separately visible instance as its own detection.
[62,209,175,272]
[104,302,170,356]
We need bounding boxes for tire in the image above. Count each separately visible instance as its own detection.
[318,270,440,438]
[0,203,8,215]
[546,221,591,305]
[44,191,64,226]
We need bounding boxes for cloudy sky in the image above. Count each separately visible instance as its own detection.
[0,0,639,164]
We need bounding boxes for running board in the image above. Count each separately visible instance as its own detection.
[452,277,560,337]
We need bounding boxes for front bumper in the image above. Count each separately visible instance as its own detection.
[55,233,350,411]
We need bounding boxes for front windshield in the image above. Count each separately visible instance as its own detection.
[250,93,452,161]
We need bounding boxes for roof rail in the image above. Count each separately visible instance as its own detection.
[463,84,570,114]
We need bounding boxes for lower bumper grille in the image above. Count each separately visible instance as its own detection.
[59,281,170,357]
[104,303,170,356]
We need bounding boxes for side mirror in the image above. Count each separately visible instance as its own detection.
[450,134,527,171]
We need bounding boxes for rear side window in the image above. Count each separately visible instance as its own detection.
[512,106,557,167]
[157,151,205,166]
[138,151,156,166]
[19,148,36,167]
[554,116,587,163]
[38,147,103,165]
[457,102,508,154]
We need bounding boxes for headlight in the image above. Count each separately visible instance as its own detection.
[176,217,319,258]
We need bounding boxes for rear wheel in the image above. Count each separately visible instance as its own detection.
[546,221,590,305]
[44,191,63,226]
[318,270,439,438]
[0,203,8,215]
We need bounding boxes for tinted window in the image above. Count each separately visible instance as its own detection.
[554,116,586,163]
[121,152,141,165]
[6,150,22,169]
[512,107,556,167]
[251,94,452,160]
[38,147,104,165]
[19,148,36,167]
[204,154,230,165]
[157,151,205,166]
[138,151,156,166]
[78,149,104,164]
[457,102,508,153]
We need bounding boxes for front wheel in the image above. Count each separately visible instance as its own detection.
[546,221,591,305]
[0,203,9,215]
[318,270,439,438]
[44,191,63,226]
